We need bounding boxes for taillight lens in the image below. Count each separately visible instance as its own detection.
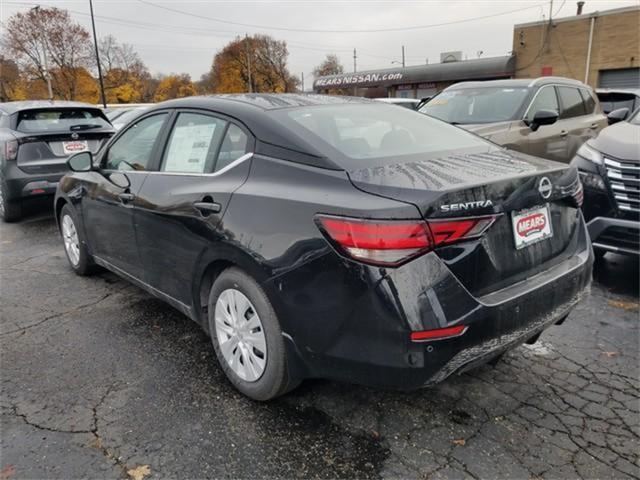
[572,180,584,207]
[410,325,468,342]
[316,214,499,267]
[4,140,18,161]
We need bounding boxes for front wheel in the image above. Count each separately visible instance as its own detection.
[208,267,299,401]
[60,204,96,276]
[0,179,22,222]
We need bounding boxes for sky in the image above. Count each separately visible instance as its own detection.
[1,0,638,87]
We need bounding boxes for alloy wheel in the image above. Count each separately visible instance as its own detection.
[61,214,80,266]
[214,288,267,382]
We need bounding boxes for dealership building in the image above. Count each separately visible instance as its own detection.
[313,5,639,98]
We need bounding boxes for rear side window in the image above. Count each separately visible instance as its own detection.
[525,86,559,122]
[16,109,110,133]
[106,113,167,171]
[215,124,249,172]
[597,93,637,114]
[161,113,227,174]
[580,89,596,113]
[558,87,587,119]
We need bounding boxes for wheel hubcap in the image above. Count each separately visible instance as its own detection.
[214,289,267,382]
[61,214,80,266]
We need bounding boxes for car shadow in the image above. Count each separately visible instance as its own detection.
[593,252,639,298]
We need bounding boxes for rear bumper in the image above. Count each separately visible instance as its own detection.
[2,162,64,200]
[271,219,593,389]
[587,216,639,256]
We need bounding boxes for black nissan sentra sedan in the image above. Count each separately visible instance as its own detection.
[55,94,592,401]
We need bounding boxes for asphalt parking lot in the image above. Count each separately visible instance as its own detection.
[1,205,638,480]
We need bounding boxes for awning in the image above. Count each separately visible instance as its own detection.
[313,55,515,90]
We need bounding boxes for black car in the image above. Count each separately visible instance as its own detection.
[572,108,640,257]
[55,94,592,401]
[0,101,114,221]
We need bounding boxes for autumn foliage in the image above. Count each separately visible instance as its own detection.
[1,7,306,104]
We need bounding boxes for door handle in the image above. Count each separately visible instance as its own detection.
[560,130,568,138]
[118,192,135,203]
[194,201,222,214]
[589,123,599,130]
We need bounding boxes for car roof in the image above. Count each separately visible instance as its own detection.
[596,88,640,96]
[445,76,588,90]
[0,100,99,115]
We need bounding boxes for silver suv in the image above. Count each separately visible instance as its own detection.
[420,77,608,163]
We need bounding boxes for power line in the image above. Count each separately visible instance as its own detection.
[136,0,545,34]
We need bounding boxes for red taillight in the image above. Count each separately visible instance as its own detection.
[428,215,498,247]
[4,139,18,161]
[316,214,499,267]
[316,216,433,266]
[410,325,467,342]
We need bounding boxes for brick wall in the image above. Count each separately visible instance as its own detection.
[512,7,639,86]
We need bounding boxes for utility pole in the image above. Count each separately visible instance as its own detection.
[245,34,253,93]
[548,0,554,22]
[401,46,405,68]
[301,72,304,92]
[353,48,357,73]
[89,0,106,107]
[32,6,53,101]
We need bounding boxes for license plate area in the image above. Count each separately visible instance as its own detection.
[512,204,553,249]
[62,140,88,155]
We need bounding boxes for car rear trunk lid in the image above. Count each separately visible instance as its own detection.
[347,148,583,296]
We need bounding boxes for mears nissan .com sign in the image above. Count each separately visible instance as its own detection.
[314,71,404,88]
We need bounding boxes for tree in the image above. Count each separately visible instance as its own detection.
[2,6,94,100]
[211,35,298,93]
[153,74,197,102]
[313,54,344,78]
[196,71,216,94]
[99,35,149,103]
[0,56,26,101]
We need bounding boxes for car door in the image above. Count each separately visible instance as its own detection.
[556,85,598,162]
[134,110,253,306]
[517,85,569,162]
[82,112,170,279]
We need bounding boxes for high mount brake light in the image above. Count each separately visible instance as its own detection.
[315,214,499,267]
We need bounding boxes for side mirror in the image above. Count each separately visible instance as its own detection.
[67,151,93,172]
[607,107,629,125]
[529,110,559,132]
[107,172,131,189]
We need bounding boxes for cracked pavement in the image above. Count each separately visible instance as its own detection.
[1,208,638,479]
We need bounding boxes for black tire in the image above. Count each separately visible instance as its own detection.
[0,179,22,222]
[59,204,96,276]
[208,267,299,401]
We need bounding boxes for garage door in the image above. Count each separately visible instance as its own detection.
[599,68,640,89]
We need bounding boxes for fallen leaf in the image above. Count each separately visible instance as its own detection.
[452,439,466,446]
[0,465,16,480]
[602,351,619,358]
[127,465,151,480]
[370,430,380,440]
[608,300,639,312]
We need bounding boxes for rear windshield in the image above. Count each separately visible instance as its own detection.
[275,103,491,168]
[16,109,110,133]
[597,93,638,114]
[420,87,530,124]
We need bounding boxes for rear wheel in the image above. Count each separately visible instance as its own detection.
[60,204,95,276]
[208,267,298,401]
[0,179,22,222]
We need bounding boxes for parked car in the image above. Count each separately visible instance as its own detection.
[374,98,422,110]
[110,106,150,131]
[419,77,607,163]
[55,94,591,401]
[596,88,640,115]
[0,101,114,221]
[571,107,639,257]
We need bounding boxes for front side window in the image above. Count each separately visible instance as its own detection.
[580,89,596,114]
[525,86,559,122]
[105,113,167,171]
[419,87,530,124]
[161,113,227,174]
[558,86,587,119]
[276,103,492,169]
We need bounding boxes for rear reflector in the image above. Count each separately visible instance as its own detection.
[316,214,499,267]
[410,325,468,342]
